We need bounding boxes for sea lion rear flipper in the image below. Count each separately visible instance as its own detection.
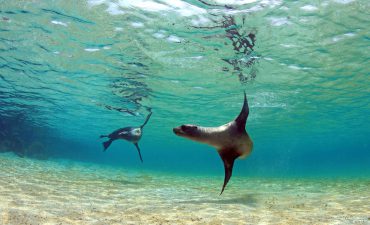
[134,143,143,163]
[103,139,113,151]
[235,91,249,130]
[218,148,240,195]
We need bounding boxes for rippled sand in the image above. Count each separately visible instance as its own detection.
[0,153,369,225]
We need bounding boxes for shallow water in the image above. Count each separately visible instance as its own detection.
[0,0,369,224]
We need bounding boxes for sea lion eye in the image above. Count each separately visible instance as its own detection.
[181,125,197,132]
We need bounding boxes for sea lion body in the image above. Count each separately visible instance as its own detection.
[173,92,253,194]
[100,112,152,163]
[107,127,142,143]
[175,122,253,158]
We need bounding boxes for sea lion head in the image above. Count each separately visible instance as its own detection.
[131,128,142,136]
[173,124,201,140]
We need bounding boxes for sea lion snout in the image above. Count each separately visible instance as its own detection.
[173,125,198,136]
[173,126,183,135]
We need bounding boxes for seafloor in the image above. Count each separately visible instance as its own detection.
[0,153,368,225]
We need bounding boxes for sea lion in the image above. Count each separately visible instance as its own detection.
[173,92,253,194]
[100,111,152,163]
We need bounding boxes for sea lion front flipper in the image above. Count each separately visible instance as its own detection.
[140,111,153,129]
[235,91,249,130]
[134,143,143,163]
[218,148,240,195]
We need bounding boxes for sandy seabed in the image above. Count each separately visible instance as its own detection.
[0,153,369,225]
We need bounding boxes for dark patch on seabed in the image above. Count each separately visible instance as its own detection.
[0,113,53,159]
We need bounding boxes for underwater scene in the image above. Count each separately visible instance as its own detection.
[0,0,369,224]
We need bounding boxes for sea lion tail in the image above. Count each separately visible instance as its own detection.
[103,139,113,151]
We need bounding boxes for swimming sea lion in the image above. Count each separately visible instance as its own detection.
[100,111,152,162]
[173,92,253,194]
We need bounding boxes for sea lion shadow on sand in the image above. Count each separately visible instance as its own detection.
[108,178,144,186]
[178,194,258,206]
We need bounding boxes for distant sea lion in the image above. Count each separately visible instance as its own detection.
[100,111,152,163]
[173,92,253,194]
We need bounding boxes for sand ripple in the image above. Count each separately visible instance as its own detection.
[0,153,369,225]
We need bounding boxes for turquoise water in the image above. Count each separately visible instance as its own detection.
[1,1,370,224]
[1,0,369,189]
